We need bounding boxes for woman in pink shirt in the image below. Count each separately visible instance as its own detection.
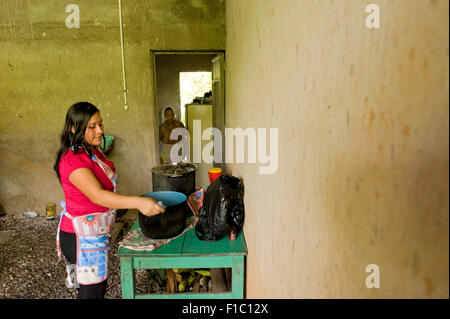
[54,102,164,299]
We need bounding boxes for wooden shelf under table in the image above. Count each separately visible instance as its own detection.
[117,220,247,299]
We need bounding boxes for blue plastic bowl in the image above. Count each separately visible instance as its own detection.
[139,191,187,239]
[141,191,187,207]
[100,135,114,149]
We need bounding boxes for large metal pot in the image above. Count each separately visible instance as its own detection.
[138,191,187,239]
[152,163,197,196]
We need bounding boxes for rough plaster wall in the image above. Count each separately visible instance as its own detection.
[226,0,448,298]
[155,53,215,121]
[0,0,225,215]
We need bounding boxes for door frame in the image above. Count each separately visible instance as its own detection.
[150,50,226,166]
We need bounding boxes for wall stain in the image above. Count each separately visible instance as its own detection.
[408,48,416,61]
[369,109,375,124]
[402,125,410,137]
[424,276,434,297]
[364,96,369,104]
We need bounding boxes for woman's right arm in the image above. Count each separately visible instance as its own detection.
[68,168,165,216]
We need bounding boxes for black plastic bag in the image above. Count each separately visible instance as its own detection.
[195,174,245,241]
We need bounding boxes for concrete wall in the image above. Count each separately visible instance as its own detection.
[226,0,448,298]
[1,0,448,299]
[0,0,225,215]
[155,53,215,121]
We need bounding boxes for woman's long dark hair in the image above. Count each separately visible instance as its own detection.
[53,102,101,182]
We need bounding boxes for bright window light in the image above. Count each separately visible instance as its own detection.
[179,72,212,125]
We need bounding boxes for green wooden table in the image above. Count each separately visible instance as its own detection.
[117,220,248,299]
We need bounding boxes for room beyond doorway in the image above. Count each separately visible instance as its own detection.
[151,51,225,187]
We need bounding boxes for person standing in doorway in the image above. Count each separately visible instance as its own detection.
[159,107,185,164]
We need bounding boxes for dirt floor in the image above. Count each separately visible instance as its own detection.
[0,212,152,299]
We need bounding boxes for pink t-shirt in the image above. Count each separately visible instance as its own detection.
[59,148,115,233]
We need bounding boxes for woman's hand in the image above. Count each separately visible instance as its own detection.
[138,197,165,216]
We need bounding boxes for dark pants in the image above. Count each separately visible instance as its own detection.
[59,230,108,299]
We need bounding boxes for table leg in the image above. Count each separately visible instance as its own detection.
[120,257,135,299]
[231,256,245,299]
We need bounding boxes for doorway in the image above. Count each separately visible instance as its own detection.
[151,51,225,188]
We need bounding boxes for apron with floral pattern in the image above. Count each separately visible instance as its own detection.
[56,147,117,287]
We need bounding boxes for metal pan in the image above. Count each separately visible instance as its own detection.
[138,191,187,239]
